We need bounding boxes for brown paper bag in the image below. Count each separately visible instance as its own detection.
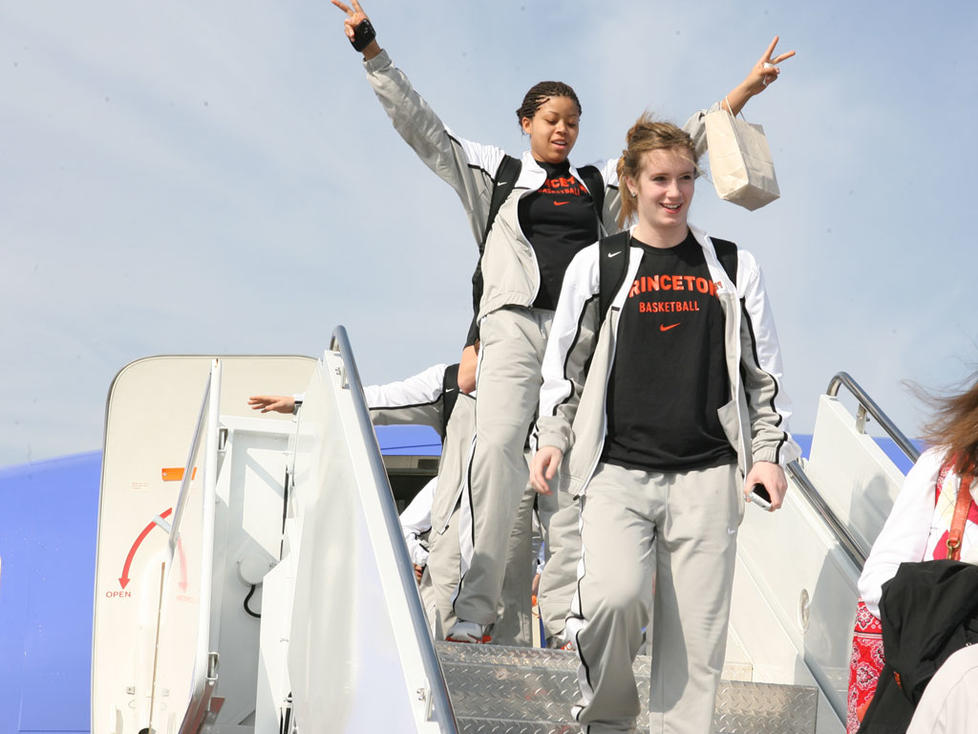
[704,107,780,211]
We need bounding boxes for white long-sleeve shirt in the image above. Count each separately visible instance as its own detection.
[399,477,434,567]
[858,447,978,618]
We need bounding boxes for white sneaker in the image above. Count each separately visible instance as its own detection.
[547,632,576,651]
[446,620,491,644]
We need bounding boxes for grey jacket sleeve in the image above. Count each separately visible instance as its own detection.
[536,246,602,453]
[683,103,720,160]
[363,50,504,245]
[736,250,800,465]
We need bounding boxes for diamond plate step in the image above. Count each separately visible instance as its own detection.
[436,642,817,734]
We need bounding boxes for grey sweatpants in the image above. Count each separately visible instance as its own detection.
[572,462,743,734]
[454,306,553,626]
[421,380,536,644]
[538,486,579,641]
[423,482,537,645]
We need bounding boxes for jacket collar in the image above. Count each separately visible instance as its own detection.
[517,151,589,194]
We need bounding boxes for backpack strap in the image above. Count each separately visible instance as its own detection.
[577,164,606,231]
[471,157,606,344]
[598,233,738,331]
[710,237,739,287]
[598,231,632,325]
[465,155,522,346]
[482,154,522,251]
[440,363,461,436]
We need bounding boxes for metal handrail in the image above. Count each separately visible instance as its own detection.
[786,459,868,570]
[827,372,920,463]
[793,371,923,572]
[167,370,212,553]
[329,326,459,734]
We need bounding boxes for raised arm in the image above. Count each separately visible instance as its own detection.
[332,0,381,61]
[679,36,795,162]
[593,37,795,231]
[331,0,504,248]
[723,36,796,115]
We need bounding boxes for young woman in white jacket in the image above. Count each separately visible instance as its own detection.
[848,378,978,733]
[333,0,794,645]
[530,117,797,734]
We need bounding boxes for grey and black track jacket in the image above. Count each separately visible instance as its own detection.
[535,225,800,497]
[363,49,716,322]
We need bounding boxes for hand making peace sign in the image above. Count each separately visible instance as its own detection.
[332,0,381,59]
[746,36,796,96]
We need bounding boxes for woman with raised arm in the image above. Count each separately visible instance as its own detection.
[530,116,797,733]
[333,0,794,644]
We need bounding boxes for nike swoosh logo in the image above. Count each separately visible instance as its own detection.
[607,251,622,258]
[659,323,680,332]
[553,201,570,206]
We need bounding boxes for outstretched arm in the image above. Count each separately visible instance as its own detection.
[724,36,796,115]
[366,363,449,434]
[248,395,297,414]
[332,0,381,60]
[331,0,506,252]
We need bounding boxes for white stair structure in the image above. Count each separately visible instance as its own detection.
[90,331,919,734]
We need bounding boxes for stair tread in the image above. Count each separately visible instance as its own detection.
[436,643,818,734]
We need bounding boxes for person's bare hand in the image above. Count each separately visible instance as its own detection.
[743,461,788,512]
[331,0,381,59]
[743,36,795,98]
[331,0,367,39]
[247,395,296,415]
[530,446,563,495]
[724,36,796,115]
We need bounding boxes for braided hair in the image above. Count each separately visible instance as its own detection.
[515,81,581,126]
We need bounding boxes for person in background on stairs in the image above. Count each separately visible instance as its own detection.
[530,116,797,734]
[249,357,540,644]
[848,375,978,734]
[331,0,794,646]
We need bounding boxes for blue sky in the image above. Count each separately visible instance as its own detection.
[2,1,977,466]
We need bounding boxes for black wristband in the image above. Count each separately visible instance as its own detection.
[350,18,376,53]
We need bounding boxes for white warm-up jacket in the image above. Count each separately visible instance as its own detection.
[535,225,799,497]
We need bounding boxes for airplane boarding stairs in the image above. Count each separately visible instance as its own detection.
[90,330,916,734]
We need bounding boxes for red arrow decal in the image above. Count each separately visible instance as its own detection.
[119,508,173,589]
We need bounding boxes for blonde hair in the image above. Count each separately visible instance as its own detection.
[616,114,698,230]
